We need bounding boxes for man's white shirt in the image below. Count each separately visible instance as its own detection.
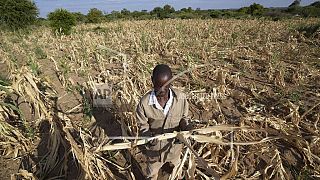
[148,88,173,116]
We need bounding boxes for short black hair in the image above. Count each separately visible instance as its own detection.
[152,64,172,80]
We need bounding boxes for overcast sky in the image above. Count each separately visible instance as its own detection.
[35,0,317,17]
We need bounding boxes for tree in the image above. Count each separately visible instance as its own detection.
[150,7,164,18]
[238,7,250,14]
[87,8,104,23]
[210,10,223,18]
[163,4,175,14]
[121,8,131,16]
[106,11,124,20]
[150,7,165,19]
[150,5,176,19]
[248,3,265,16]
[0,0,38,30]
[72,12,86,23]
[180,8,187,12]
[130,10,150,20]
[48,9,76,35]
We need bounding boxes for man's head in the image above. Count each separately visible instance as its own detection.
[152,64,172,97]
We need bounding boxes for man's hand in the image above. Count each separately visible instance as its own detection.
[179,119,193,131]
[148,138,159,146]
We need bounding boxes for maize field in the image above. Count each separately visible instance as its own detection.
[0,18,320,179]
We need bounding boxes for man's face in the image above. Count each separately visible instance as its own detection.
[152,75,171,98]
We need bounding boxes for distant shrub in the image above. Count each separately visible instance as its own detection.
[48,9,76,35]
[264,10,291,21]
[0,0,38,30]
[163,4,175,14]
[105,11,124,21]
[121,8,131,17]
[72,12,87,23]
[309,1,320,8]
[87,8,104,23]
[238,3,265,16]
[300,6,320,17]
[150,7,165,19]
[287,1,320,18]
[210,11,223,18]
[238,7,250,14]
[248,3,265,16]
[177,12,197,19]
[297,22,320,37]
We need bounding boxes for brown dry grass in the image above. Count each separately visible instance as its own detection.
[0,18,320,179]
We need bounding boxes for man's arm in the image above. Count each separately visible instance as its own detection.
[136,102,151,136]
[136,101,159,146]
[179,97,193,131]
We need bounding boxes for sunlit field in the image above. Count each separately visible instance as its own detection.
[0,18,319,179]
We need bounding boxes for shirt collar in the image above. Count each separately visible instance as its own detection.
[148,88,173,115]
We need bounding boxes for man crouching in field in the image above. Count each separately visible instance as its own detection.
[136,64,192,179]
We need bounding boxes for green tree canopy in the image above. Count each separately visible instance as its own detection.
[150,5,176,19]
[163,4,175,14]
[48,9,76,35]
[248,3,265,16]
[238,3,265,16]
[150,7,163,17]
[0,0,38,30]
[87,8,104,23]
[181,7,194,13]
[106,11,124,20]
[72,12,87,23]
[121,8,131,16]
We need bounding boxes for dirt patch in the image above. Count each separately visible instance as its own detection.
[0,157,20,180]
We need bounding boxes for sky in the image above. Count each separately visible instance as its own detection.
[35,0,318,18]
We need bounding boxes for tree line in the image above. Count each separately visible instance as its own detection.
[0,0,319,33]
[64,2,320,23]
